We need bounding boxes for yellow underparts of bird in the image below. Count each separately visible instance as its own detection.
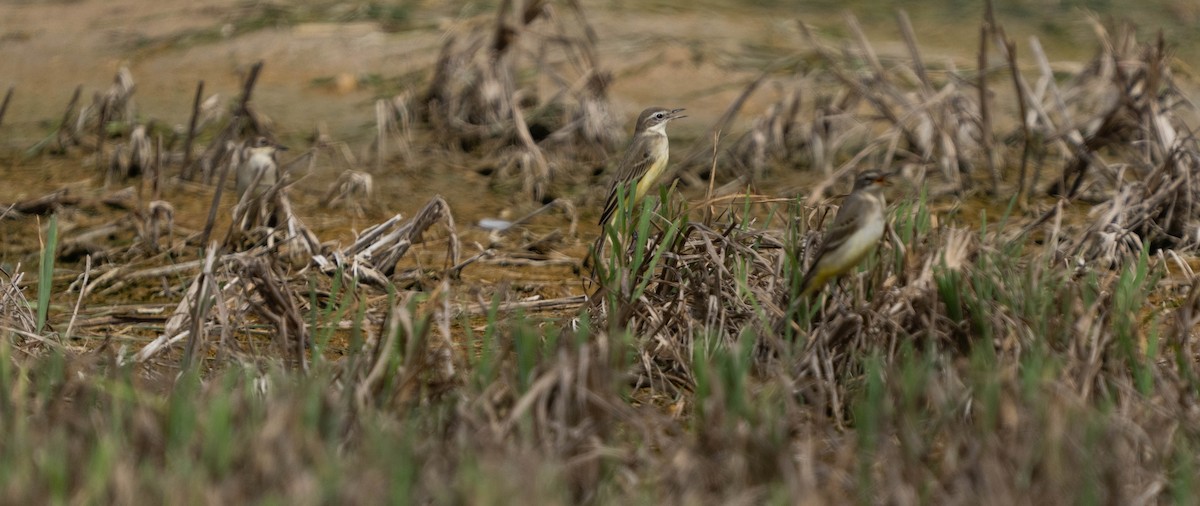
[798,169,892,298]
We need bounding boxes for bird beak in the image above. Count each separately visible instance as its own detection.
[874,172,893,186]
[277,145,290,152]
[668,108,686,121]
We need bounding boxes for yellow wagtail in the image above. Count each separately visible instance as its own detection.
[598,107,686,227]
[798,169,892,298]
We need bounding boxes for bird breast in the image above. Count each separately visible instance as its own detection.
[236,150,278,197]
[821,199,885,273]
[634,135,670,202]
[246,153,277,182]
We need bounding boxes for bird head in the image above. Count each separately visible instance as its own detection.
[852,169,892,191]
[246,136,288,155]
[636,107,686,134]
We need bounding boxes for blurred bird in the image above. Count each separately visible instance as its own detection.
[798,169,892,298]
[235,136,287,199]
[598,106,685,227]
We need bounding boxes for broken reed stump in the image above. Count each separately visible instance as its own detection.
[0,86,13,130]
[977,0,1000,195]
[199,61,264,249]
[181,81,205,180]
[3,190,80,216]
[95,94,112,171]
[57,85,83,151]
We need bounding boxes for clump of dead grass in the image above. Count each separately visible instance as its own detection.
[0,267,37,337]
[411,0,621,202]
[699,11,1200,264]
[582,171,1196,502]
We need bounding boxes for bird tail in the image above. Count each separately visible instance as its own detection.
[797,265,826,299]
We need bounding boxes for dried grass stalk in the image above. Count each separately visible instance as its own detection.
[0,266,37,337]
[416,1,619,200]
[321,170,374,218]
[232,256,310,371]
[319,196,459,288]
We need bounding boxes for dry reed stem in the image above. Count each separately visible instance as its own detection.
[977,2,999,194]
[321,170,374,217]
[510,92,552,201]
[501,198,579,238]
[181,243,219,370]
[181,80,204,180]
[324,196,459,288]
[63,254,91,341]
[195,62,264,186]
[234,256,310,371]
[55,85,82,152]
[0,266,37,336]
[0,86,13,130]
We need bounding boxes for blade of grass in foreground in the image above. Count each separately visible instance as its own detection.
[36,214,58,335]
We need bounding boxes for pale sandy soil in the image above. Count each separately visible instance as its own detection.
[5,0,1192,145]
[0,0,807,147]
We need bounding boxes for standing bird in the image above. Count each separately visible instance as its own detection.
[798,169,892,298]
[598,107,686,227]
[235,136,287,199]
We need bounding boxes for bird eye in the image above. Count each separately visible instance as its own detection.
[654,112,665,120]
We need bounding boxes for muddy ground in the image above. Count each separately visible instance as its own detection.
[2,0,1199,349]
